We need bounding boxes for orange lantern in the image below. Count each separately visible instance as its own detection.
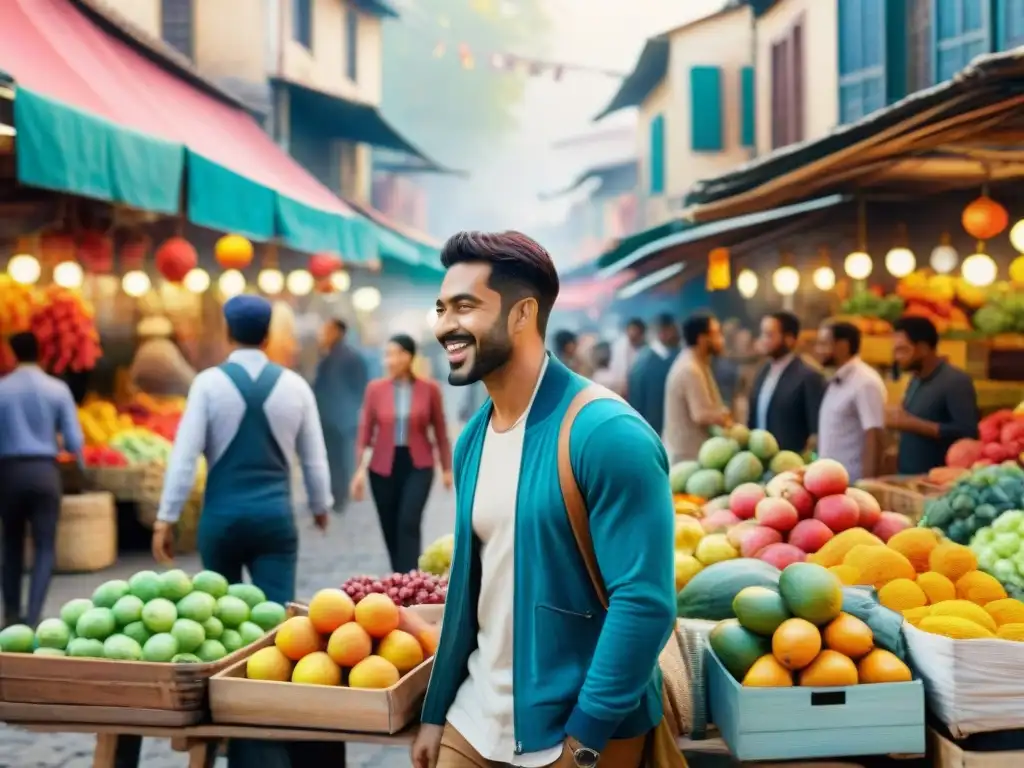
[309,252,342,280]
[215,234,254,269]
[155,237,198,282]
[962,196,1009,241]
[77,231,114,273]
[706,247,731,291]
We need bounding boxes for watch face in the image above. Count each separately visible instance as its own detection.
[573,746,600,768]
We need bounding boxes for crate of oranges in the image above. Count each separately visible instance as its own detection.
[209,588,439,733]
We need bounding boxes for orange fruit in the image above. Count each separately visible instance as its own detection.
[275,616,324,661]
[246,646,293,682]
[771,618,821,670]
[291,651,342,686]
[741,654,793,687]
[354,594,401,639]
[308,588,355,634]
[377,630,425,674]
[798,650,858,687]
[857,649,912,684]
[822,612,874,659]
[327,622,373,668]
[348,655,400,689]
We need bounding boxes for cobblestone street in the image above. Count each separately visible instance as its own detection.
[0,486,456,768]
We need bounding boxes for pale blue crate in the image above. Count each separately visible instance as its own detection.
[707,647,925,762]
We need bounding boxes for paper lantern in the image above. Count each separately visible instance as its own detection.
[215,234,254,269]
[962,196,1008,241]
[7,254,40,285]
[286,269,314,296]
[706,247,731,291]
[812,266,836,291]
[352,286,382,312]
[122,271,151,297]
[772,266,800,296]
[183,268,210,293]
[218,270,246,297]
[961,252,997,287]
[40,234,76,264]
[309,253,343,280]
[257,269,284,295]
[1009,220,1024,253]
[155,237,198,282]
[1009,255,1024,285]
[77,231,114,273]
[53,261,84,289]
[844,251,873,280]
[884,247,916,278]
[330,270,351,292]
[736,269,758,298]
[930,244,959,274]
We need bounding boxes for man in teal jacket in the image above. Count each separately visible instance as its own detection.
[412,231,676,768]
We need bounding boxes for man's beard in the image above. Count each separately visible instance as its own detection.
[444,323,513,386]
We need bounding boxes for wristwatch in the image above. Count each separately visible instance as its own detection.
[567,737,600,767]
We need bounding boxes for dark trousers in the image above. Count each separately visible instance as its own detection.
[369,447,434,574]
[0,458,61,627]
[324,426,357,514]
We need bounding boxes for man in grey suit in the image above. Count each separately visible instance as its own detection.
[314,318,369,514]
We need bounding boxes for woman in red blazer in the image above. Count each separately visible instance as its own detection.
[350,334,452,573]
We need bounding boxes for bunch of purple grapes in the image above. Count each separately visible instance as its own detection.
[341,570,448,607]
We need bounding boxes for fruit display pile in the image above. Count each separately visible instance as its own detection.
[970,509,1024,599]
[670,427,806,502]
[710,562,913,687]
[970,283,1024,335]
[245,588,438,689]
[29,285,102,374]
[124,393,186,441]
[944,410,1024,470]
[340,571,447,607]
[0,275,34,374]
[418,534,454,577]
[82,445,129,467]
[920,462,1024,544]
[0,570,287,662]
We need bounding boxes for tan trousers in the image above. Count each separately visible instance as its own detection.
[437,722,646,768]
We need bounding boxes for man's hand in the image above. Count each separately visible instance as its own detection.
[350,470,367,502]
[442,470,453,491]
[410,723,444,768]
[885,405,907,430]
[313,512,329,532]
[151,521,175,564]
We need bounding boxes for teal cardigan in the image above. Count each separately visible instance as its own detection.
[421,357,676,755]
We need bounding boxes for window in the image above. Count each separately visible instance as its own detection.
[689,67,724,152]
[649,114,665,195]
[740,66,755,148]
[345,7,359,81]
[997,0,1024,48]
[770,20,804,149]
[838,0,886,123]
[293,0,313,48]
[933,0,991,83]
[161,0,193,59]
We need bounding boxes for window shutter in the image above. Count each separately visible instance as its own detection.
[689,66,724,152]
[161,0,194,59]
[997,0,1024,48]
[346,9,359,81]
[740,66,755,148]
[293,0,313,48]
[791,21,804,143]
[934,0,992,83]
[770,40,787,149]
[648,114,665,195]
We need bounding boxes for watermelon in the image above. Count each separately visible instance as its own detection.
[676,559,781,620]
[709,619,771,681]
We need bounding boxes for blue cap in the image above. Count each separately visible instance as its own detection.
[224,294,272,345]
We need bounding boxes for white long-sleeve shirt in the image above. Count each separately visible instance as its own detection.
[157,349,333,523]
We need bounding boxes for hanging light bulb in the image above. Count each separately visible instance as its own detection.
[736,269,758,298]
[884,246,916,278]
[53,261,84,289]
[812,266,836,291]
[122,270,151,298]
[218,269,246,297]
[183,268,210,293]
[930,243,959,274]
[257,268,284,295]
[1009,219,1024,253]
[7,254,41,285]
[961,252,997,287]
[772,266,800,296]
[352,286,382,312]
[330,270,351,292]
[844,251,873,280]
[286,269,314,296]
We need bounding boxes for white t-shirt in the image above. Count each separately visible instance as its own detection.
[446,359,561,767]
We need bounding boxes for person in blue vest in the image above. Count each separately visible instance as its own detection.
[152,294,333,768]
[411,231,676,768]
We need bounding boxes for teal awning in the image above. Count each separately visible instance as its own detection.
[344,199,443,280]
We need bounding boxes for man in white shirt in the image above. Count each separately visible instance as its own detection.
[815,320,887,481]
[606,318,646,395]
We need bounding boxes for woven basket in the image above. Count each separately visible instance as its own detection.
[84,467,145,502]
[23,492,116,574]
[136,464,201,554]
[856,476,942,522]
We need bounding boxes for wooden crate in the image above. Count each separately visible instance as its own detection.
[0,604,306,726]
[856,476,938,521]
[931,727,1024,768]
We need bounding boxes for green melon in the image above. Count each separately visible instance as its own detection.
[723,451,765,493]
[732,586,792,635]
[669,461,701,494]
[778,562,843,626]
[708,619,772,681]
[697,437,740,471]
[685,469,725,499]
[676,559,781,620]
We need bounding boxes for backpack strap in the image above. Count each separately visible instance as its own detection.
[556,383,625,610]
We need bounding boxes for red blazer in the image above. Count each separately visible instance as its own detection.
[356,377,453,477]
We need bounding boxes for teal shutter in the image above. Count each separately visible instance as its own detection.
[740,66,755,148]
[996,0,1024,48]
[933,0,992,83]
[838,0,887,123]
[689,66,724,152]
[649,114,665,195]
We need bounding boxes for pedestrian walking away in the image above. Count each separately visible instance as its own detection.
[314,315,369,514]
[351,333,453,574]
[0,331,84,629]
[412,231,677,768]
[151,294,333,768]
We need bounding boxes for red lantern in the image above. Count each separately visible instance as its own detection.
[120,237,149,271]
[40,233,76,264]
[309,253,342,279]
[155,237,198,282]
[962,196,1009,241]
[77,231,114,273]
[215,234,254,269]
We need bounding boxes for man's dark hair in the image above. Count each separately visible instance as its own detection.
[682,313,714,348]
[626,317,646,333]
[655,313,677,330]
[333,319,347,334]
[592,340,612,369]
[8,332,39,363]
[553,329,577,355]
[894,316,939,348]
[829,321,861,356]
[440,230,560,336]
[770,311,801,339]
